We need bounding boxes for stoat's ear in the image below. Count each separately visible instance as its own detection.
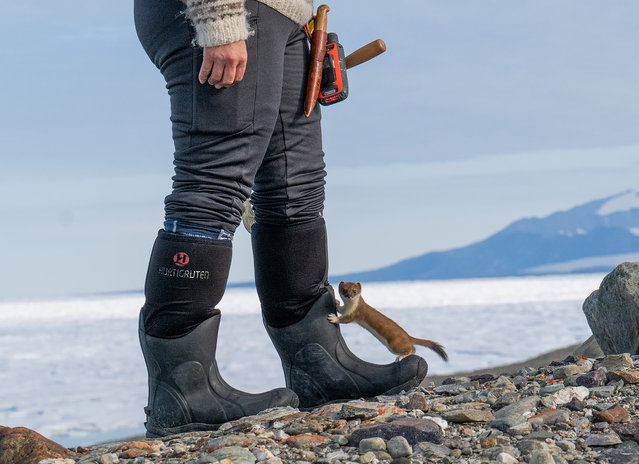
[356,282,362,289]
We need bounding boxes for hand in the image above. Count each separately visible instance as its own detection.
[199,40,247,89]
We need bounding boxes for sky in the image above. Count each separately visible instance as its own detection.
[1,1,638,300]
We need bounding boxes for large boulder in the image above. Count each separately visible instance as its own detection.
[0,426,74,464]
[583,262,639,355]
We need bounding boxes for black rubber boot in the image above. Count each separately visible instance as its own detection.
[139,312,298,437]
[252,219,428,408]
[140,231,298,437]
[264,290,427,408]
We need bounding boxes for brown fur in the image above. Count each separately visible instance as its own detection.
[329,281,448,362]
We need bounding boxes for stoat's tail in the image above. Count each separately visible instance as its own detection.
[411,337,448,361]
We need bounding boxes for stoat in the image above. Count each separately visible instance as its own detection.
[329,281,448,362]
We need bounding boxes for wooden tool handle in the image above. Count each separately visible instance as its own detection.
[315,4,330,31]
[304,4,330,117]
[345,39,386,69]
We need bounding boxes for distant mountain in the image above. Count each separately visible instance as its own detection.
[332,190,639,282]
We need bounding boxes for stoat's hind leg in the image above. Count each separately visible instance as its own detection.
[395,349,416,362]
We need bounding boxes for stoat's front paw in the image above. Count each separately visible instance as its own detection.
[327,314,339,324]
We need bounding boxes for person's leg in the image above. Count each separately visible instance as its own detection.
[250,20,428,408]
[134,0,299,437]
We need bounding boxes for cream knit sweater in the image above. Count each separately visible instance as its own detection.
[182,0,314,47]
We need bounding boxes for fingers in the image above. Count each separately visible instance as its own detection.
[208,60,226,87]
[198,54,213,85]
[210,61,236,89]
[199,41,247,89]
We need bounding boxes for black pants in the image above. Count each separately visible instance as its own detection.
[134,0,326,233]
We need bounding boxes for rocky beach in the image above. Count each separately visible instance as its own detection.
[4,263,639,464]
[5,349,639,464]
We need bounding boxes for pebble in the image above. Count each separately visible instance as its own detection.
[593,403,629,423]
[540,386,589,409]
[8,353,639,464]
[609,369,639,384]
[583,431,623,446]
[358,451,376,463]
[494,395,540,418]
[576,367,607,388]
[440,408,495,423]
[495,452,518,464]
[386,436,412,458]
[600,353,633,371]
[528,408,571,425]
[39,460,77,464]
[414,441,451,458]
[529,449,555,464]
[358,437,386,452]
[99,454,119,464]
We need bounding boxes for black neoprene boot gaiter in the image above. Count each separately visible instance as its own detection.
[141,230,232,338]
[252,218,329,328]
[252,218,428,408]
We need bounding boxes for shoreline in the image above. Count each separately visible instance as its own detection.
[426,343,581,386]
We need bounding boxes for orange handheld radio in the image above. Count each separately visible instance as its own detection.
[319,33,348,106]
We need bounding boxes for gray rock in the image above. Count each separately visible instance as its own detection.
[495,452,518,464]
[489,413,527,432]
[483,445,521,460]
[576,367,607,388]
[529,449,555,464]
[553,363,591,379]
[390,458,411,464]
[209,446,257,464]
[572,416,591,435]
[600,440,639,464]
[557,440,576,452]
[505,421,533,436]
[359,437,386,453]
[494,395,540,419]
[573,334,605,359]
[99,454,120,464]
[386,436,412,458]
[493,391,521,409]
[582,262,639,355]
[414,442,451,458]
[517,439,548,457]
[601,353,634,371]
[442,376,471,384]
[552,455,570,464]
[340,403,380,420]
[404,391,429,411]
[197,457,219,464]
[359,451,376,464]
[540,386,589,409]
[611,421,639,437]
[527,430,554,440]
[325,450,350,461]
[584,432,623,446]
[528,408,571,425]
[588,385,618,398]
[539,382,565,395]
[348,418,444,446]
[511,375,528,389]
[433,383,469,395]
[440,408,495,423]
